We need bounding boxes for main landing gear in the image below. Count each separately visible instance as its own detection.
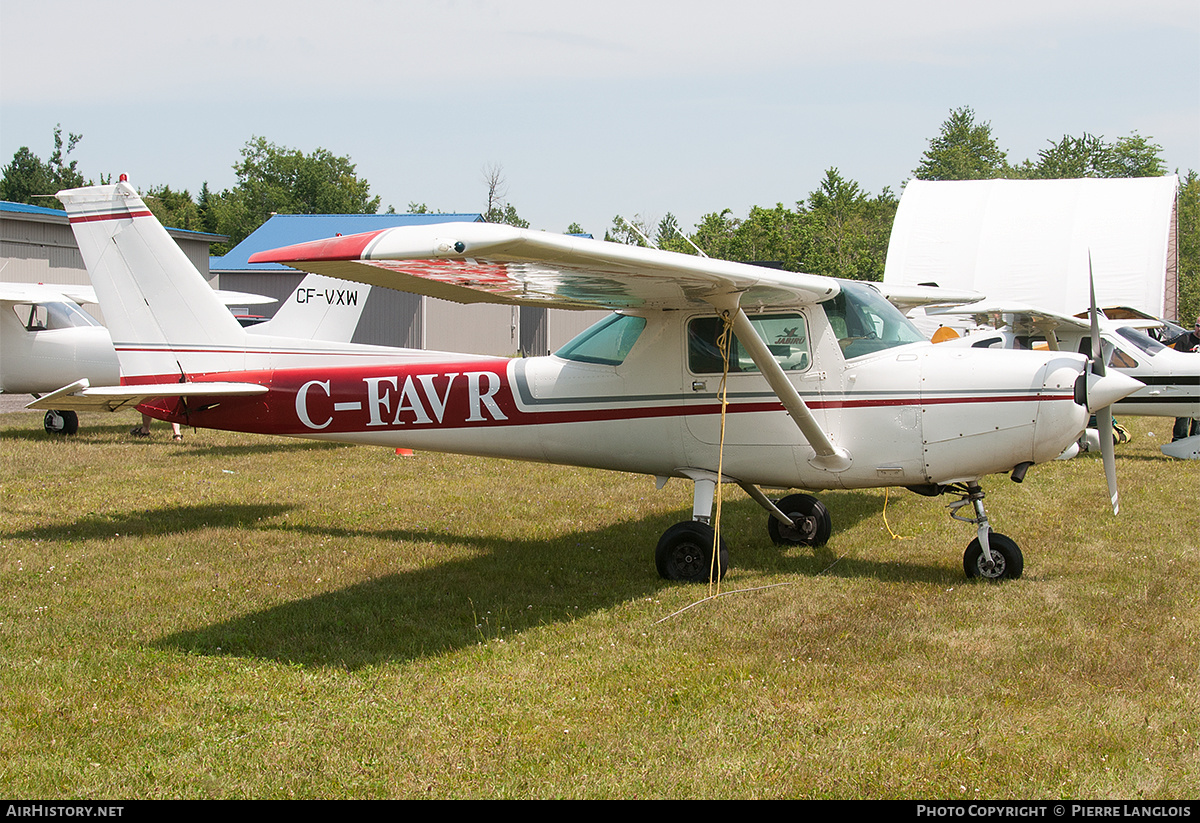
[655,473,730,583]
[43,409,79,435]
[655,474,833,584]
[656,474,1023,583]
[765,493,832,548]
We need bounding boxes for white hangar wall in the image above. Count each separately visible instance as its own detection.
[883,176,1180,320]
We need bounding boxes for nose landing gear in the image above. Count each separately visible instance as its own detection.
[947,483,1024,581]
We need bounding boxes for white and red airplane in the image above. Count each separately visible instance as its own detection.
[30,179,1143,583]
[1,271,371,434]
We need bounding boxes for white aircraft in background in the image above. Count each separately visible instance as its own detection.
[2,269,371,434]
[926,302,1199,457]
[32,179,1142,583]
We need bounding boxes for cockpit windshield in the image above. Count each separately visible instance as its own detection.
[822,281,925,359]
[1115,326,1166,356]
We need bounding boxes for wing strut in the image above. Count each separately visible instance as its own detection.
[724,306,852,472]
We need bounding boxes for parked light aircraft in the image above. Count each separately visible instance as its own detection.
[2,270,370,434]
[926,302,1199,434]
[31,179,1143,582]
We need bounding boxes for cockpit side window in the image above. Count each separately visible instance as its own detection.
[1109,347,1139,369]
[555,313,647,366]
[12,301,100,331]
[688,313,811,374]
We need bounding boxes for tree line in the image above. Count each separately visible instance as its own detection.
[2,107,1196,319]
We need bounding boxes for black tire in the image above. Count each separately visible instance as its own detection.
[767,493,832,547]
[43,409,79,436]
[655,521,729,583]
[963,532,1024,581]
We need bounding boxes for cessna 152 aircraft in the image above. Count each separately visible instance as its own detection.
[30,179,1143,583]
[2,272,370,434]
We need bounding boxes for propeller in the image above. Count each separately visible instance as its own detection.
[1086,254,1121,514]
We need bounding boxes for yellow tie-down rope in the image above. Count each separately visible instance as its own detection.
[709,311,736,594]
[705,310,902,596]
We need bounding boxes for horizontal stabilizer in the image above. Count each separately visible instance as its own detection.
[0,282,275,308]
[25,378,268,412]
[1161,435,1200,460]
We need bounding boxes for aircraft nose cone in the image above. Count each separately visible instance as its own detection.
[1086,370,1143,413]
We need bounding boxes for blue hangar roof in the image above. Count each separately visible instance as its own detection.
[212,212,485,272]
[3,199,225,242]
[1,199,67,217]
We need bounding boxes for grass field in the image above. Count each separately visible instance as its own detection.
[1,409,1197,799]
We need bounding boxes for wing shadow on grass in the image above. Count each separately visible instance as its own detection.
[3,503,296,541]
[152,491,961,669]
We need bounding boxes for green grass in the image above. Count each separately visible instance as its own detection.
[1,410,1197,798]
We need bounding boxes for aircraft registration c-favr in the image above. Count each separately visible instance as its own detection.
[30,178,1144,583]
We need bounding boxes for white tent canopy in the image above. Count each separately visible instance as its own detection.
[883,176,1179,319]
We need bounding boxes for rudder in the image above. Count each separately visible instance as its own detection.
[57,178,248,381]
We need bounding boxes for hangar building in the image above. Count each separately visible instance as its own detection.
[883,175,1181,322]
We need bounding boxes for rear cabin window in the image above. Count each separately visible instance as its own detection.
[688,313,811,374]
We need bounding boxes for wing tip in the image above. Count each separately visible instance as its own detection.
[249,229,388,264]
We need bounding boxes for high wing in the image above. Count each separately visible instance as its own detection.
[873,283,985,315]
[249,222,839,311]
[25,378,269,413]
[927,301,1091,339]
[0,282,101,306]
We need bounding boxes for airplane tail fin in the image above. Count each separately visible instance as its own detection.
[57,177,248,381]
[247,273,371,342]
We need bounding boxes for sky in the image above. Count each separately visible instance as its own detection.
[1,0,1198,239]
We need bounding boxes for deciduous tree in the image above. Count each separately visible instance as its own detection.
[0,125,88,208]
[202,136,381,249]
[1033,132,1166,179]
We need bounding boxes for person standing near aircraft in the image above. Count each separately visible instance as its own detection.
[1168,315,1200,441]
[131,413,183,442]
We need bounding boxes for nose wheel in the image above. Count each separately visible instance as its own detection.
[655,473,730,583]
[948,483,1024,581]
[964,532,1023,580]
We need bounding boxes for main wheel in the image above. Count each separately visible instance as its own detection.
[767,493,832,547]
[43,409,79,436]
[655,521,729,583]
[963,532,1024,581]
